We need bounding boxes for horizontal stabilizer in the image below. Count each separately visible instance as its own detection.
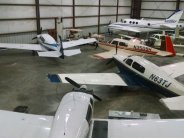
[160,96,184,110]
[64,49,81,56]
[48,73,127,86]
[37,51,62,57]
[63,38,97,49]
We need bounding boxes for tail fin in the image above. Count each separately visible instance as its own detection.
[165,10,183,23]
[160,36,176,56]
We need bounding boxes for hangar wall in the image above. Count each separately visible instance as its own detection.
[141,0,184,21]
[0,0,131,43]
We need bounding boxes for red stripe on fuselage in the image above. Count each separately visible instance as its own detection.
[99,42,157,55]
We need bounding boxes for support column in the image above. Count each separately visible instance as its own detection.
[72,0,75,28]
[116,0,119,22]
[98,0,101,34]
[176,0,180,10]
[131,0,142,19]
[35,0,40,34]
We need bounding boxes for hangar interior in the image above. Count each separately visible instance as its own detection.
[1,0,184,136]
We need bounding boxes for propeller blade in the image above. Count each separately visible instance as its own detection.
[59,35,64,59]
[109,20,111,25]
[65,77,81,88]
[39,27,42,34]
[106,58,114,65]
[94,42,99,50]
[93,94,102,101]
[32,37,37,40]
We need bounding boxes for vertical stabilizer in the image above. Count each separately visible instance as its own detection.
[165,10,183,24]
[160,36,176,56]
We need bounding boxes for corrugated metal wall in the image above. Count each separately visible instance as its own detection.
[0,0,131,43]
[141,0,184,20]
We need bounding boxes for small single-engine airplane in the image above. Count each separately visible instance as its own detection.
[94,35,176,59]
[108,10,184,33]
[48,54,184,111]
[1,77,184,138]
[0,33,97,58]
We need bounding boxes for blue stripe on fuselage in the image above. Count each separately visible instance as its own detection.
[114,59,179,97]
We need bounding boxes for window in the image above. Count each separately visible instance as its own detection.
[119,42,128,47]
[111,40,118,45]
[86,105,92,124]
[124,20,126,23]
[155,35,159,39]
[125,58,133,66]
[132,62,145,73]
[148,23,150,26]
[133,21,135,24]
[136,22,138,24]
[129,21,132,24]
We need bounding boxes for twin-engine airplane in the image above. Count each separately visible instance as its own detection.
[49,54,184,111]
[108,10,184,33]
[0,33,96,58]
[1,77,184,138]
[94,35,176,59]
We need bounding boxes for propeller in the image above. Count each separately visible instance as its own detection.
[94,42,99,50]
[65,77,102,101]
[32,27,43,40]
[59,35,64,59]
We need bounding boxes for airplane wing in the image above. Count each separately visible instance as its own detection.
[160,96,184,110]
[63,38,97,49]
[94,49,131,59]
[160,62,184,78]
[0,43,46,51]
[88,119,184,138]
[48,73,127,86]
[37,49,81,57]
[109,26,158,33]
[0,110,53,138]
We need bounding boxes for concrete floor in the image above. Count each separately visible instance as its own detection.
[0,45,184,119]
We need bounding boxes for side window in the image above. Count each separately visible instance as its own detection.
[86,105,92,124]
[119,42,128,47]
[132,62,145,73]
[125,58,133,66]
[111,41,118,45]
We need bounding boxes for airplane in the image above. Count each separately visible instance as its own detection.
[0,33,97,58]
[48,54,184,111]
[1,77,184,138]
[94,35,176,59]
[108,10,184,33]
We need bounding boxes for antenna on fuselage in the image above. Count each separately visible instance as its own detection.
[65,77,102,101]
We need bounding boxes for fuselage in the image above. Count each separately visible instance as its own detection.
[109,18,183,30]
[98,38,170,56]
[37,34,60,51]
[113,55,184,97]
[49,92,93,138]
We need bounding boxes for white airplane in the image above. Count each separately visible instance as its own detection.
[1,77,184,138]
[0,34,97,58]
[94,35,176,59]
[108,10,184,33]
[48,54,184,111]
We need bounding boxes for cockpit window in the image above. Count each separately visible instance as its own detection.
[125,58,133,66]
[119,42,128,47]
[40,36,45,42]
[132,62,145,73]
[111,40,118,45]
[155,35,159,39]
